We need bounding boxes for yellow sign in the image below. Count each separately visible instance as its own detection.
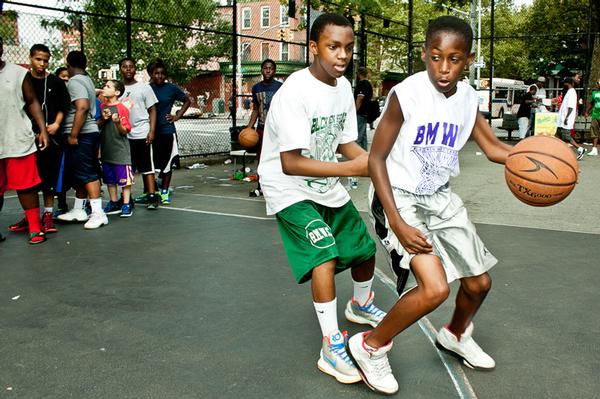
[534,112,558,136]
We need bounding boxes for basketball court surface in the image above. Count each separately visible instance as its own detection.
[1,141,598,398]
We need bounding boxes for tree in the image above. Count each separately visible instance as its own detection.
[0,11,18,45]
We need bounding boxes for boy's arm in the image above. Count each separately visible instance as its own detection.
[22,75,49,151]
[247,105,259,129]
[471,111,512,164]
[280,149,368,177]
[338,141,366,160]
[68,98,90,145]
[146,105,156,144]
[369,94,432,254]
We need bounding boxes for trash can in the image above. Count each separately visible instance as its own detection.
[213,98,225,114]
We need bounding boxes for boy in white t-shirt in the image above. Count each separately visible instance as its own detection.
[258,13,386,388]
[556,77,585,159]
[346,16,513,394]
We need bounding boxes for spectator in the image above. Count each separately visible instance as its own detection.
[8,44,70,235]
[0,36,50,244]
[57,50,108,229]
[119,58,160,209]
[557,77,585,159]
[55,67,69,82]
[584,79,600,156]
[517,85,537,139]
[246,59,283,197]
[148,58,191,205]
[98,80,134,217]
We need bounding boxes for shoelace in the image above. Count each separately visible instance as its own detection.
[330,341,354,366]
[360,302,385,318]
[369,352,393,378]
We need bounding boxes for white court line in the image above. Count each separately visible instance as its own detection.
[374,268,478,399]
[173,192,264,203]
[161,205,274,221]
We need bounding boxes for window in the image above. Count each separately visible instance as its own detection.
[280,5,289,27]
[281,42,289,62]
[241,42,251,61]
[261,6,270,28]
[242,8,251,29]
[261,42,270,60]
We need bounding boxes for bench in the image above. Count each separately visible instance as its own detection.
[497,113,519,140]
[229,126,257,176]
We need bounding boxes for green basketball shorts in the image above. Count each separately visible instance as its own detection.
[276,200,376,284]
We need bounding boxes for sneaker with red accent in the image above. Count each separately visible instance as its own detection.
[42,211,58,233]
[28,232,46,245]
[435,323,495,370]
[8,217,28,232]
[348,332,398,395]
[317,330,361,384]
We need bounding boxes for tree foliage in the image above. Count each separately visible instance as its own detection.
[0,11,18,45]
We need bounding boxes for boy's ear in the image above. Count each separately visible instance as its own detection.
[115,90,121,97]
[309,40,319,57]
[420,45,426,62]
[466,52,475,68]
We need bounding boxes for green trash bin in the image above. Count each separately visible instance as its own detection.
[213,98,225,114]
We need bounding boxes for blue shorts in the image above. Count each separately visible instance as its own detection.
[63,133,100,186]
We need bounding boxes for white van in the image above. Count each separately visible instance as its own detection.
[475,78,528,118]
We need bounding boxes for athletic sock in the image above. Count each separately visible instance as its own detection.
[313,298,339,337]
[90,198,102,214]
[353,277,373,306]
[44,207,53,214]
[24,208,42,234]
[74,198,85,210]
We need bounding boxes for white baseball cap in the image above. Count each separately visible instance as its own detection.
[537,76,546,82]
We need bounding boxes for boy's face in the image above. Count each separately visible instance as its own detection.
[151,67,166,85]
[120,60,136,80]
[309,24,354,84]
[102,81,119,98]
[30,50,50,75]
[58,70,69,81]
[421,31,473,97]
[261,63,275,81]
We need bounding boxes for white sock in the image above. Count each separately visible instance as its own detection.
[353,277,373,306]
[74,198,85,210]
[90,198,102,214]
[313,298,338,337]
[44,207,53,214]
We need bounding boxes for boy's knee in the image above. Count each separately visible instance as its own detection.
[423,280,450,307]
[463,273,492,297]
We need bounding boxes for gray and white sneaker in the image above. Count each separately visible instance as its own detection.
[435,323,495,370]
[345,292,386,327]
[57,208,89,222]
[317,330,361,384]
[347,332,398,395]
[84,211,108,230]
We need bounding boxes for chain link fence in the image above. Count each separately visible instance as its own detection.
[2,0,598,155]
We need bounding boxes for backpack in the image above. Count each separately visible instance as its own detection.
[366,99,381,124]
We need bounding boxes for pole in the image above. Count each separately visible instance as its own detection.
[125,0,132,58]
[476,0,482,88]
[305,0,311,66]
[487,0,494,122]
[232,0,238,129]
[359,12,366,68]
[78,18,84,53]
[584,0,592,104]
[407,0,413,75]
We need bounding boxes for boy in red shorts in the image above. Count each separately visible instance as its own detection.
[0,36,50,244]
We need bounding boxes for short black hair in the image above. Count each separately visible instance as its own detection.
[261,58,276,69]
[357,67,368,77]
[66,50,87,69]
[110,79,125,95]
[425,16,473,53]
[119,57,136,68]
[564,77,575,85]
[30,44,51,56]
[54,66,67,76]
[147,58,167,75]
[309,13,353,43]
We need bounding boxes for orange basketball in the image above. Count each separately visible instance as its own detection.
[239,128,259,149]
[504,135,578,207]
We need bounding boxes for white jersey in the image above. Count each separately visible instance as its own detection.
[257,68,357,215]
[386,71,478,195]
[557,87,577,129]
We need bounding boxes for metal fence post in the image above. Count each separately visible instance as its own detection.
[408,0,413,76]
[306,0,311,67]
[488,0,494,122]
[232,0,238,131]
[125,0,132,58]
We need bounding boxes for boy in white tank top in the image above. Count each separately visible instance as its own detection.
[346,17,513,394]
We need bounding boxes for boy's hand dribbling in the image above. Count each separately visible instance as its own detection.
[393,222,433,255]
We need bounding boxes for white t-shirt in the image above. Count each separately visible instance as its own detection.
[557,87,577,129]
[0,64,36,159]
[386,71,478,195]
[119,81,158,139]
[257,68,357,215]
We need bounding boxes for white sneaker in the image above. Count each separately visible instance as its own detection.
[587,147,598,156]
[348,332,398,395]
[577,147,586,160]
[345,292,386,327]
[435,323,495,370]
[317,330,361,384]
[84,211,108,230]
[57,208,89,222]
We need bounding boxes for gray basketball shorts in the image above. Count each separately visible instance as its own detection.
[368,184,497,283]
